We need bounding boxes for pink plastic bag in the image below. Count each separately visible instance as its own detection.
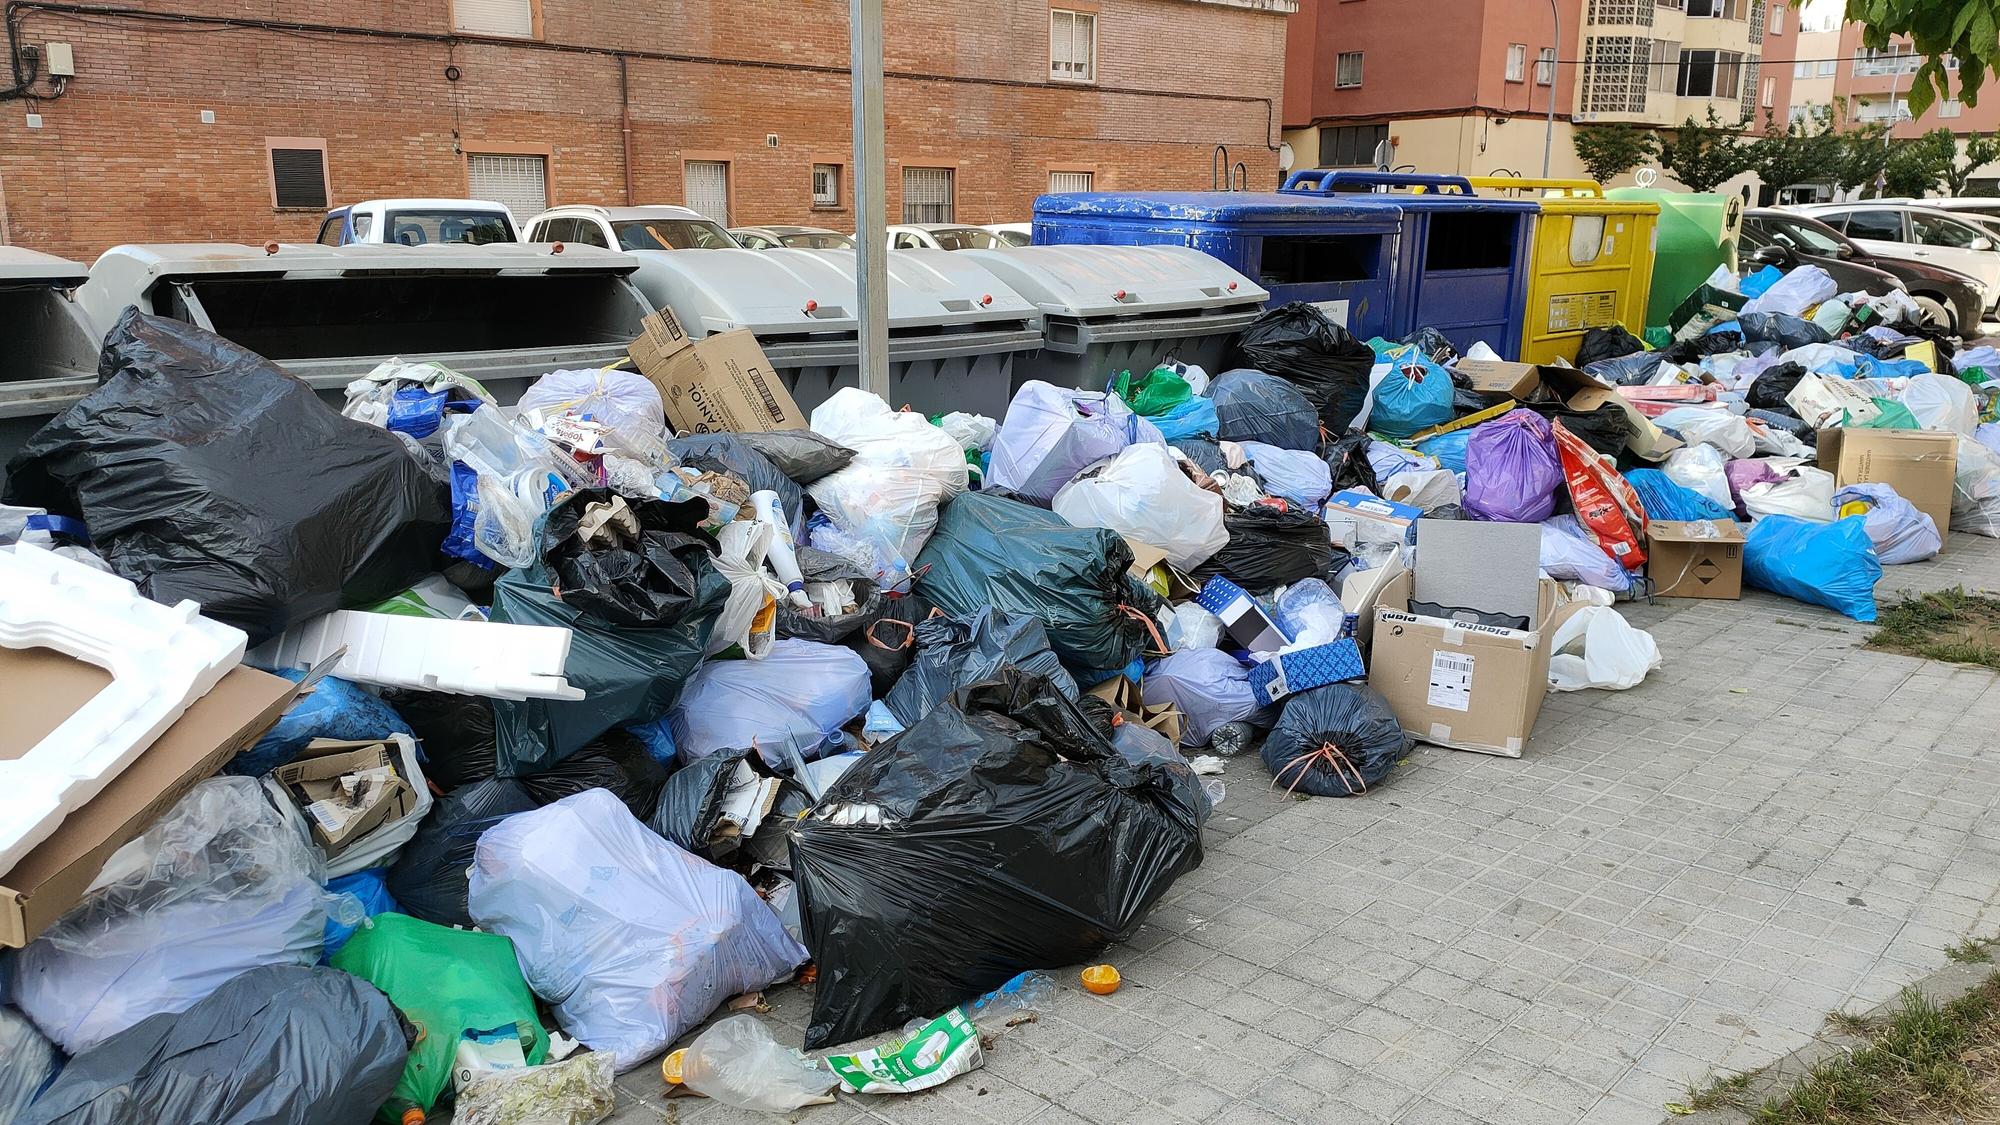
[1464,411,1561,523]
[1724,459,1784,519]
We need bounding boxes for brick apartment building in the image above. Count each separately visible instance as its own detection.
[0,0,1293,260]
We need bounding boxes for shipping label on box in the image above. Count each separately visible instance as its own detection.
[628,311,804,434]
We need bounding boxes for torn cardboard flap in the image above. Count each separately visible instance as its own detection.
[628,309,805,435]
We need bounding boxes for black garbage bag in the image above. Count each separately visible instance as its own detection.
[515,727,670,819]
[20,963,408,1125]
[884,606,1079,726]
[915,491,1162,670]
[1169,437,1227,476]
[1583,351,1665,386]
[667,433,805,529]
[733,429,856,484]
[777,547,882,645]
[1192,502,1335,594]
[1737,312,1831,350]
[1397,326,1460,368]
[845,589,934,698]
[1575,325,1647,368]
[1746,362,1808,411]
[1749,407,1816,444]
[378,689,496,791]
[3,310,451,644]
[1258,683,1411,797]
[1232,301,1376,432]
[387,777,537,927]
[792,668,1206,1049]
[490,489,728,776]
[1208,368,1322,451]
[1658,331,1743,365]
[1527,401,1630,459]
[1324,432,1381,495]
[647,747,753,862]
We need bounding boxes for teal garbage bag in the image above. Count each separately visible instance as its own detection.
[1364,345,1454,439]
[1744,514,1882,622]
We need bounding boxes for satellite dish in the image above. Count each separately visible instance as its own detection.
[1278,142,1295,173]
[1634,167,1660,188]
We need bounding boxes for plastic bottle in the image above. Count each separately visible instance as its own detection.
[751,489,812,608]
[1210,721,1255,758]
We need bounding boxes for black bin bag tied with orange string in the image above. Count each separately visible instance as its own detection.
[1259,683,1411,797]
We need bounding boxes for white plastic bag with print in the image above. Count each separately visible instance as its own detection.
[1051,442,1229,570]
[987,382,1164,503]
[807,389,969,581]
[517,368,669,459]
[706,518,785,659]
[1548,606,1661,692]
[1743,465,1836,522]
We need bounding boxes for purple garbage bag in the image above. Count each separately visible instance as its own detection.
[1724,459,1785,520]
[1463,411,1561,523]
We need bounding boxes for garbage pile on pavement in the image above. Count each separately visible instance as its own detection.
[0,249,1990,1122]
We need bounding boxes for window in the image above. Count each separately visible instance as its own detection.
[684,159,730,225]
[1050,10,1095,83]
[1913,213,1987,249]
[1768,3,1783,33]
[613,219,737,250]
[1677,48,1744,98]
[1855,98,1909,123]
[1318,123,1388,167]
[382,209,512,245]
[352,213,373,240]
[1507,43,1528,82]
[1793,60,1807,78]
[1581,36,1652,113]
[1761,75,1775,107]
[902,166,954,223]
[566,219,610,249]
[811,163,840,207]
[465,153,546,219]
[1651,39,1681,93]
[1844,210,1905,241]
[1537,47,1558,84]
[314,215,343,245]
[452,0,534,38]
[736,232,774,250]
[1855,45,1917,76]
[1685,0,1745,17]
[1765,216,1846,254]
[1336,51,1364,88]
[1940,98,1964,119]
[1050,170,1094,193]
[1817,59,1836,76]
[267,141,328,210]
[894,231,924,249]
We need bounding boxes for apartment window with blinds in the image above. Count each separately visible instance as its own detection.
[1506,44,1527,82]
[1336,51,1364,87]
[267,140,328,210]
[1537,47,1558,84]
[1940,98,1963,119]
[811,163,841,207]
[1767,3,1783,33]
[1318,123,1388,167]
[1050,10,1095,83]
[453,0,535,38]
[684,160,730,225]
[465,153,546,219]
[903,167,954,223]
[1050,170,1094,193]
[1761,75,1775,107]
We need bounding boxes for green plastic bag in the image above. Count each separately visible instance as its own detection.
[1112,366,1194,416]
[1846,397,1919,430]
[331,912,549,1121]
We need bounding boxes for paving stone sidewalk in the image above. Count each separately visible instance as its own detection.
[605,534,2000,1125]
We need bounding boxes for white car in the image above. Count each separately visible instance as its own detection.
[523,204,740,251]
[729,225,856,250]
[982,223,1032,247]
[1791,202,2000,312]
[1880,197,2000,225]
[886,223,1011,251]
[317,199,518,245]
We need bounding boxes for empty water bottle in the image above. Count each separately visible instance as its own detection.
[1210,721,1255,758]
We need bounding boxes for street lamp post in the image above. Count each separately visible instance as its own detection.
[851,0,888,397]
[1543,0,1560,177]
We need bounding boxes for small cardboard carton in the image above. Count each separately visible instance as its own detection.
[1454,359,1540,399]
[1324,490,1423,549]
[627,307,804,434]
[1411,519,1543,629]
[0,652,302,947]
[1248,638,1367,708]
[1646,519,1744,599]
[1193,576,1288,654]
[1086,676,1187,745]
[1817,427,1957,537]
[271,738,417,857]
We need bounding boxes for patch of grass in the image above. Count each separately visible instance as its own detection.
[1825,1010,1873,1037]
[1677,1069,1758,1113]
[1867,587,2000,670]
[1947,938,1993,965]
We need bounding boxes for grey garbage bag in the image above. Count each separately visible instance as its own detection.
[0,1009,56,1123]
[1142,648,1275,746]
[18,964,408,1125]
[734,429,857,484]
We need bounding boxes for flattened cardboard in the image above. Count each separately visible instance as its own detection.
[1412,519,1543,629]
[1455,359,1539,399]
[1816,427,1957,537]
[628,309,803,434]
[272,739,416,857]
[1646,519,1744,599]
[0,651,301,947]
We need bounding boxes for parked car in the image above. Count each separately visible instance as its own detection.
[317,199,518,246]
[524,205,740,250]
[886,224,1012,251]
[729,225,857,250]
[1875,197,2000,225]
[1789,202,2000,313]
[982,223,1032,247]
[1742,208,1986,333]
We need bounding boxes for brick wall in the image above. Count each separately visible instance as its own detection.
[0,0,1289,259]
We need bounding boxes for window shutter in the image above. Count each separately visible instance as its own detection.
[270,147,327,209]
[685,161,731,224]
[454,0,534,37]
[466,154,547,220]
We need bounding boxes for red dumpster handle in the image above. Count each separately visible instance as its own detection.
[1281,170,1475,196]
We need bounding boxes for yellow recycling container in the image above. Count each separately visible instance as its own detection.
[1468,178,1660,365]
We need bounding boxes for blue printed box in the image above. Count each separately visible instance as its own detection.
[1194,576,1289,654]
[1248,638,1367,707]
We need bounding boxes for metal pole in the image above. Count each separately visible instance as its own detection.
[851,0,889,398]
[1543,0,1559,177]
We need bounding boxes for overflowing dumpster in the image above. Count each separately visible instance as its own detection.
[1467,177,1660,365]
[0,249,99,467]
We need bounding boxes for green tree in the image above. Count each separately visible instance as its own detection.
[1846,0,1998,117]
[1744,106,1845,201]
[1884,129,1955,196]
[1658,108,1750,192]
[1830,122,1891,196]
[1942,132,2000,195]
[1571,125,1660,185]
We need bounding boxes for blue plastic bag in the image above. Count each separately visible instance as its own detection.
[1625,468,1739,523]
[1414,429,1472,473]
[226,671,412,777]
[322,869,400,960]
[1148,395,1221,442]
[1739,265,1783,298]
[1365,346,1454,439]
[622,715,679,767]
[1743,515,1882,622]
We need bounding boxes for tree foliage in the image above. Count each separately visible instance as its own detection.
[1572,125,1660,185]
[1831,122,1892,195]
[1658,109,1750,192]
[1744,106,1845,195]
[1946,132,2000,195]
[1847,0,1998,117]
[1880,128,2000,197]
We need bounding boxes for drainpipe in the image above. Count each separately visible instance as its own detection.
[618,54,635,206]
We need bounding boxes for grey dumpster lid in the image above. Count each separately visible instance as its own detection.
[956,244,1267,320]
[625,246,1039,339]
[0,246,89,288]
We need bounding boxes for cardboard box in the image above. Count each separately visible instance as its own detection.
[0,652,301,947]
[1086,677,1186,745]
[1647,519,1744,599]
[627,308,804,434]
[1817,427,1957,536]
[1194,576,1288,654]
[1367,570,1578,758]
[1324,490,1423,549]
[1248,639,1366,707]
[271,739,416,857]
[1455,359,1540,399]
[1412,519,1543,629]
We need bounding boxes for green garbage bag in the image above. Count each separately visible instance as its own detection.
[1112,366,1194,416]
[330,913,549,1121]
[1846,397,1920,430]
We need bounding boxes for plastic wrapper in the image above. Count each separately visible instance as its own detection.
[1953,436,2000,538]
[321,868,397,959]
[3,310,451,644]
[13,778,341,1055]
[1834,483,1940,564]
[469,789,806,1071]
[441,408,569,569]
[1574,325,1647,367]
[1653,406,1757,458]
[667,433,805,531]
[1749,407,1815,443]
[1663,444,1736,514]
[1740,264,1837,318]
[734,428,857,484]
[0,1007,57,1123]
[670,639,873,767]
[807,388,970,581]
[1240,441,1334,508]
[792,669,1205,1049]
[1539,515,1632,592]
[1743,466,1836,523]
[1143,648,1275,746]
[680,1016,837,1111]
[934,412,998,453]
[1193,502,1339,594]
[777,546,883,644]
[705,518,784,659]
[1233,301,1377,432]
[457,1053,617,1125]
[1548,606,1662,691]
[1901,372,1979,435]
[885,607,1079,726]
[986,382,1164,503]
[1164,601,1224,650]
[1273,578,1349,649]
[1208,368,1322,451]
[1626,467,1738,523]
[17,965,406,1125]
[1464,411,1561,523]
[518,367,667,457]
[1050,442,1230,570]
[386,777,537,927]
[917,491,1162,670]
[341,358,492,436]
[1360,345,1454,438]
[1258,684,1410,797]
[1725,459,1786,518]
[1553,420,1647,571]
[1744,515,1881,622]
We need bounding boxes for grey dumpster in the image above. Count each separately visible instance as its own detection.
[626,246,1043,418]
[0,248,104,466]
[957,244,1267,390]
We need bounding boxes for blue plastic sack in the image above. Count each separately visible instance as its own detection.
[1365,346,1454,439]
[1834,483,1940,565]
[1149,395,1221,441]
[226,671,412,777]
[1625,468,1739,523]
[1739,265,1783,298]
[322,868,399,960]
[1414,429,1472,473]
[1744,515,1882,622]
[622,715,679,767]
[1464,411,1561,523]
[1241,442,1333,508]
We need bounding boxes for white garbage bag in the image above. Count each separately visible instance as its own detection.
[987,382,1164,503]
[1381,467,1463,513]
[705,519,785,659]
[1743,465,1836,522]
[1653,407,1758,459]
[1240,442,1333,508]
[1539,515,1632,593]
[1050,443,1229,570]
[936,411,998,452]
[1953,435,2000,537]
[807,389,969,581]
[468,790,806,1072]
[1548,606,1661,692]
[670,639,873,768]
[1664,444,1735,513]
[1900,372,1979,435]
[516,368,668,458]
[1834,483,1941,564]
[1739,264,1837,318]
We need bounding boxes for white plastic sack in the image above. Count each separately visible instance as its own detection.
[807,389,969,581]
[1164,602,1224,650]
[1900,372,1979,435]
[1653,406,1757,459]
[670,639,872,768]
[1381,468,1463,513]
[1979,422,2000,461]
[1240,442,1334,509]
[13,777,339,1055]
[517,368,668,458]
[1743,465,1836,523]
[1748,418,1812,458]
[1142,649,1274,747]
[1664,444,1735,513]
[936,411,997,452]
[1539,515,1632,593]
[987,382,1164,503]
[706,519,785,659]
[1834,483,1940,564]
[1050,443,1229,570]
[1548,606,1661,692]
[1953,435,2000,537]
[468,790,806,1072]
[1739,264,1837,318]
[1273,579,1349,651]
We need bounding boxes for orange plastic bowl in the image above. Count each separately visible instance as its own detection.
[1081,964,1122,995]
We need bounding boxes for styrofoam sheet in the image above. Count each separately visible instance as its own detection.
[251,610,581,701]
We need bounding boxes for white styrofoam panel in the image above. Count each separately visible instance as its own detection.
[251,610,582,701]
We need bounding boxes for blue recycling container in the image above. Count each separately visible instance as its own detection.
[1031,190,1403,340]
[1282,170,1536,359]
